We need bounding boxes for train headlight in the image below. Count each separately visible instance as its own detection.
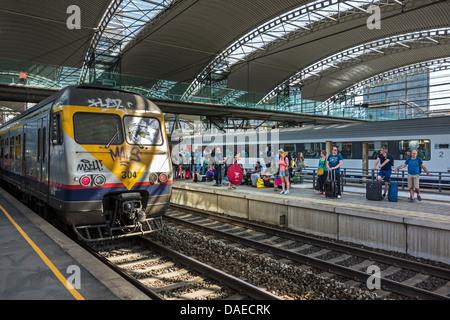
[158,172,168,183]
[149,173,158,184]
[80,175,91,187]
[93,174,106,187]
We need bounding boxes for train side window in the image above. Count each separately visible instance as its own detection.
[38,128,41,162]
[399,140,431,161]
[333,142,353,159]
[52,113,63,145]
[42,128,46,161]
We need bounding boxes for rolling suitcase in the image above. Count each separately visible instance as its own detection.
[325,170,338,198]
[388,181,398,202]
[366,181,383,201]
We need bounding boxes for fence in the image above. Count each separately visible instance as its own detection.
[296,167,450,194]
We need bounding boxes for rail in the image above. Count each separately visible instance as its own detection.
[294,167,450,194]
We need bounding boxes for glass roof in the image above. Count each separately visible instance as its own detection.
[318,57,450,112]
[260,27,450,103]
[183,0,407,98]
[95,0,175,57]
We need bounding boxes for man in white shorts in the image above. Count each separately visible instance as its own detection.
[395,150,431,202]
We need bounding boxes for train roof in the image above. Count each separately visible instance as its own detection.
[1,85,162,128]
[279,116,450,141]
[184,116,450,144]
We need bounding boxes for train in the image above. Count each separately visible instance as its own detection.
[173,116,450,178]
[0,85,172,241]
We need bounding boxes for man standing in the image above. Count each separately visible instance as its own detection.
[326,147,344,198]
[373,146,393,199]
[395,149,431,202]
[213,147,226,186]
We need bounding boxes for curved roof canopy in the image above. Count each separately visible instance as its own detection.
[0,0,449,104]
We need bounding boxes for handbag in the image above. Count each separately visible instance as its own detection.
[318,168,324,176]
[257,178,265,188]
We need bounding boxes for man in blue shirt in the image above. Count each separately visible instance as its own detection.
[395,150,431,202]
[373,146,393,198]
[327,147,344,198]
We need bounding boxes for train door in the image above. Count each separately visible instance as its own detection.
[24,122,37,194]
[38,116,49,196]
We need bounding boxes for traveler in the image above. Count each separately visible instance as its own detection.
[373,146,393,198]
[326,147,343,198]
[228,153,241,189]
[277,149,290,195]
[395,149,431,202]
[213,148,226,186]
[317,150,328,195]
[193,147,202,182]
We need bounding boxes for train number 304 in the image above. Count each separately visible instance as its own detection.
[122,171,137,179]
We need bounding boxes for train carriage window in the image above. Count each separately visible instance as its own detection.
[73,113,124,145]
[399,140,431,161]
[42,128,46,161]
[369,141,389,159]
[124,116,162,146]
[333,142,353,159]
[303,143,325,158]
[37,129,41,162]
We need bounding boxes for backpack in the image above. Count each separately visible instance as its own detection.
[406,157,423,173]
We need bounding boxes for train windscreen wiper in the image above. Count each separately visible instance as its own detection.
[106,126,120,149]
[128,131,144,149]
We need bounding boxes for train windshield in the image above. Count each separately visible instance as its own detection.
[124,116,162,146]
[73,112,124,145]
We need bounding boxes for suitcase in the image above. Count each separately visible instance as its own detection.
[388,181,398,202]
[366,181,383,201]
[325,171,338,198]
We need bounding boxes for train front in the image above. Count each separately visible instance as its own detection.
[52,87,172,241]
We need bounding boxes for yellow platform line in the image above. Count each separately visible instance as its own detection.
[0,205,85,300]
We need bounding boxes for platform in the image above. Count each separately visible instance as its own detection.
[0,188,150,300]
[171,180,450,265]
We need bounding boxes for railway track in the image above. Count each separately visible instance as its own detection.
[82,236,282,300]
[166,204,450,300]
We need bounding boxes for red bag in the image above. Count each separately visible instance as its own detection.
[227,164,243,185]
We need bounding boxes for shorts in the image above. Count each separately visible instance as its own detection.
[378,170,391,182]
[280,170,288,177]
[408,174,420,189]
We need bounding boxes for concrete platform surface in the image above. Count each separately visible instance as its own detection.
[0,188,150,300]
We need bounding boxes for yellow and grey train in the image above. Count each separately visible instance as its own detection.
[0,85,172,241]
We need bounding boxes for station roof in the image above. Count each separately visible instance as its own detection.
[0,0,449,108]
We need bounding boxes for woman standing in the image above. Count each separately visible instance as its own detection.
[228,153,241,189]
[317,150,328,195]
[295,152,305,169]
[277,149,290,195]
